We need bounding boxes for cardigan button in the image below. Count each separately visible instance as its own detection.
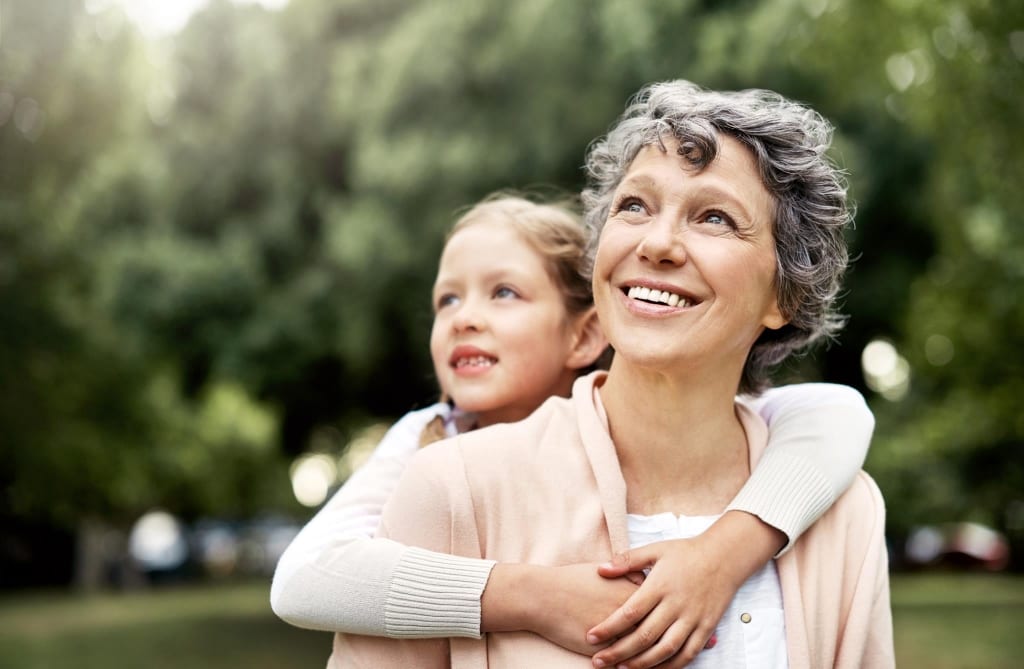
[740,612,752,624]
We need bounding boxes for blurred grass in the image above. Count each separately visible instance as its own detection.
[890,572,1024,669]
[0,579,331,669]
[0,573,1021,668]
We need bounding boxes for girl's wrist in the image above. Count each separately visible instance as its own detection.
[704,510,786,585]
[481,563,546,634]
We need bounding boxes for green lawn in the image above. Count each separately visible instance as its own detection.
[890,572,1024,669]
[0,573,1021,668]
[0,580,332,669]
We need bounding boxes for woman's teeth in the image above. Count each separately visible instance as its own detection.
[627,286,688,307]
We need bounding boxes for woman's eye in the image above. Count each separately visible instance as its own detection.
[494,286,519,300]
[703,212,733,227]
[614,196,647,216]
[620,198,645,214]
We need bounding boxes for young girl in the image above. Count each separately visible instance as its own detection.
[271,194,875,667]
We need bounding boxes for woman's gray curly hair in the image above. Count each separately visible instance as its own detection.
[581,80,852,394]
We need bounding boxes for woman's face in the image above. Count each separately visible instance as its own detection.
[430,220,584,427]
[592,135,787,377]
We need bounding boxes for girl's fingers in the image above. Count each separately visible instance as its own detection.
[662,624,717,669]
[624,571,646,586]
[596,547,657,578]
[593,614,688,667]
[621,622,716,669]
[590,606,678,667]
[586,588,659,644]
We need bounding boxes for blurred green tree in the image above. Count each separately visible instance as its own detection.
[0,0,296,587]
[1,0,1021,586]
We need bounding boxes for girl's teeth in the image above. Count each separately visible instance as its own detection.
[456,355,494,368]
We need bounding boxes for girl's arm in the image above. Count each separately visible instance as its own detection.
[271,401,626,644]
[271,404,493,637]
[729,382,875,550]
[333,441,475,668]
[586,382,874,668]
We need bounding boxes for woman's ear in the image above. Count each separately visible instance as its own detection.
[566,307,609,370]
[761,299,789,331]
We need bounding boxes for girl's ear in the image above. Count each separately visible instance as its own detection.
[566,307,609,370]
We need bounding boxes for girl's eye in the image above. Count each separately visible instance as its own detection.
[494,286,520,300]
[436,293,459,310]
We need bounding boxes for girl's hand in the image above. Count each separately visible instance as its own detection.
[586,538,727,668]
[482,562,638,655]
[587,512,785,669]
[534,563,643,654]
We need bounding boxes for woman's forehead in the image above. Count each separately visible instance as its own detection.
[622,137,769,198]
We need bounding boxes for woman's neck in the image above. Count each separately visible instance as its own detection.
[599,358,750,516]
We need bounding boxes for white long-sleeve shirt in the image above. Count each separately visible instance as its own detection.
[270,383,874,638]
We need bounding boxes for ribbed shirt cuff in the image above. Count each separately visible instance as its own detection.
[726,451,835,557]
[383,547,496,639]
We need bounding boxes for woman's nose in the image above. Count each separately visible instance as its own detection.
[636,215,687,266]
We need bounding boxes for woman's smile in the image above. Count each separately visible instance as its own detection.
[593,137,785,374]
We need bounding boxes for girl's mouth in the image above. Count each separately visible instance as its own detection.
[449,345,498,369]
[454,355,496,369]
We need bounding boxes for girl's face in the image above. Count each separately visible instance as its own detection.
[430,221,591,427]
[592,136,787,380]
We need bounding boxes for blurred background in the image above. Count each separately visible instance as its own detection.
[0,0,1021,667]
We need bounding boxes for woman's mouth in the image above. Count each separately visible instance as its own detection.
[624,285,695,308]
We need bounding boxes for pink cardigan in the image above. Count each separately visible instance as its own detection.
[330,372,893,668]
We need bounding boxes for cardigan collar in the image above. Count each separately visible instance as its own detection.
[570,371,771,554]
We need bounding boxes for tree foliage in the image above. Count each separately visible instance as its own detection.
[1,0,1021,576]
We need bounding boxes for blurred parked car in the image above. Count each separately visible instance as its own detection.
[905,522,1010,571]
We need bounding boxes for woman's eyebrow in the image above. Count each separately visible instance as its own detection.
[690,185,757,220]
[617,173,661,192]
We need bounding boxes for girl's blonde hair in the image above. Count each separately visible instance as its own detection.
[420,192,603,447]
[447,193,593,317]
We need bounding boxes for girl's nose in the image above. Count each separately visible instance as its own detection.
[636,215,687,266]
[452,300,484,332]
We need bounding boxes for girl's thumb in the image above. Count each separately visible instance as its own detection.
[597,549,647,576]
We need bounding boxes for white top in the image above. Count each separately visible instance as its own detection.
[628,512,788,668]
[270,383,875,638]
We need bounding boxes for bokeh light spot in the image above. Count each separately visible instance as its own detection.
[862,338,911,401]
[290,454,337,507]
[14,98,45,142]
[129,510,189,570]
[885,53,916,91]
[1011,32,1024,62]
[924,334,954,366]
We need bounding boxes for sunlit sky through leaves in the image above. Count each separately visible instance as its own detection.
[87,0,289,38]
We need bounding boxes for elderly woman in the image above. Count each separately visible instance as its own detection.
[332,80,894,668]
